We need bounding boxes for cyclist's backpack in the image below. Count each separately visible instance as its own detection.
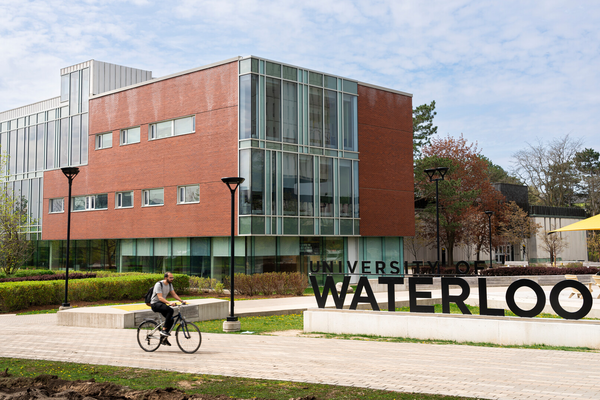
[145,281,162,306]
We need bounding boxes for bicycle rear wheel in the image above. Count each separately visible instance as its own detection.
[175,322,202,353]
[137,320,161,352]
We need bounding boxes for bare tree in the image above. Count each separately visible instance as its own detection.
[499,201,540,260]
[0,194,33,275]
[574,148,600,216]
[587,231,600,262]
[540,226,568,267]
[405,214,430,261]
[512,135,582,207]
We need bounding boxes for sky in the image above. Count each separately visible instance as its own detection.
[1,0,598,171]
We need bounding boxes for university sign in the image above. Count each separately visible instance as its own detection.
[309,260,594,320]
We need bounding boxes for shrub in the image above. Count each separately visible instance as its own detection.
[0,273,189,312]
[214,282,224,295]
[481,266,599,276]
[0,273,96,283]
[234,273,256,296]
[230,272,307,296]
[284,272,308,296]
[12,269,55,278]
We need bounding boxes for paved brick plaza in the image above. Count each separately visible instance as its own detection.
[2,297,600,400]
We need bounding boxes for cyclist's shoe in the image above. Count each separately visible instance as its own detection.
[160,329,171,337]
[161,338,172,346]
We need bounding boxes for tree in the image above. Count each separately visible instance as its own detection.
[413,101,437,159]
[415,134,506,266]
[0,192,33,275]
[574,148,600,216]
[512,135,582,207]
[499,201,540,260]
[404,214,431,261]
[540,227,568,267]
[587,231,600,262]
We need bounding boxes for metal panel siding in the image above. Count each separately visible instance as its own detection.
[110,63,117,91]
[60,60,92,76]
[126,68,132,86]
[92,61,100,95]
[136,69,142,84]
[104,63,110,93]
[0,97,61,122]
[115,66,121,90]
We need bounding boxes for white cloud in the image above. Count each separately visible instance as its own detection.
[0,0,599,169]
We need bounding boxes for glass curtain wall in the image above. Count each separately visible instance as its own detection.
[238,58,360,236]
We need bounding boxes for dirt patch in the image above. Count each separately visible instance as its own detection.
[0,374,317,400]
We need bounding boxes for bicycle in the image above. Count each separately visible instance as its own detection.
[137,302,202,353]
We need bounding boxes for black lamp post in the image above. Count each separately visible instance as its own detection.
[61,167,79,309]
[485,211,494,269]
[424,167,448,275]
[221,177,245,331]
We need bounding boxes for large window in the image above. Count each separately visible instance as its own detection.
[283,152,298,215]
[239,74,259,139]
[343,94,358,151]
[142,188,164,206]
[299,155,313,216]
[72,194,108,211]
[339,159,353,217]
[265,78,281,141]
[324,90,338,149]
[120,127,140,145]
[320,157,334,217]
[178,185,200,204]
[96,132,112,149]
[282,81,298,143]
[239,149,265,215]
[149,116,195,140]
[309,88,323,147]
[50,198,64,213]
[116,191,133,208]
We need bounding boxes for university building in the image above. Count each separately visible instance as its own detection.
[0,56,415,280]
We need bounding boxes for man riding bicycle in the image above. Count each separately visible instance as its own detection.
[150,272,186,346]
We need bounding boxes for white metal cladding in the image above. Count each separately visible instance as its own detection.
[90,60,152,96]
[0,97,60,122]
[60,60,93,75]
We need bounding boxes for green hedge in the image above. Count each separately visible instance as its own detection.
[0,274,189,313]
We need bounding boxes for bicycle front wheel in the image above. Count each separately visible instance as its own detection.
[137,320,161,352]
[175,322,202,353]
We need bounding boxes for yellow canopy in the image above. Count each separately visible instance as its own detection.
[549,213,600,233]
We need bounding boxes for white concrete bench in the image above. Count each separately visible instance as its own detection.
[504,261,528,267]
[57,298,228,329]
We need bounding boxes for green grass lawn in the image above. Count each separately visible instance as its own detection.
[0,358,477,400]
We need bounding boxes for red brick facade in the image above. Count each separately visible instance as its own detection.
[357,85,415,237]
[42,61,414,241]
[42,61,240,240]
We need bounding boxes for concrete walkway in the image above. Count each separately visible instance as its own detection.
[2,288,600,399]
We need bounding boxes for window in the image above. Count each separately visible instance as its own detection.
[72,194,108,211]
[50,198,64,213]
[96,132,112,149]
[149,116,195,140]
[116,191,133,208]
[142,188,164,206]
[178,185,199,204]
[120,127,140,145]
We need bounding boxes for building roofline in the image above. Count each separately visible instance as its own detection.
[92,55,413,100]
[240,55,413,98]
[90,57,241,100]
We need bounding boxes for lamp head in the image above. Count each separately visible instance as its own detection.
[221,177,245,192]
[61,167,80,181]
[484,210,494,216]
[424,166,449,182]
